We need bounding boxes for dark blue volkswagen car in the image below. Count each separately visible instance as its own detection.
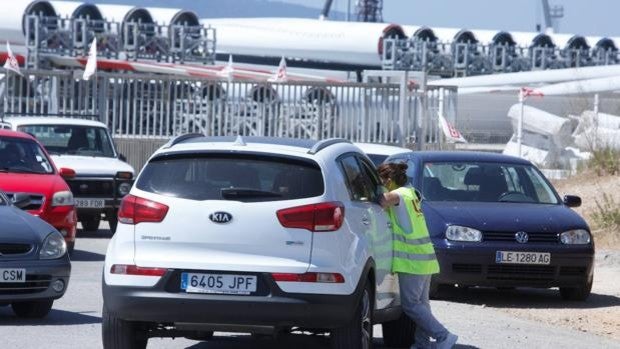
[386,151,594,301]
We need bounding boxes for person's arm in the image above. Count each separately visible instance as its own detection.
[380,191,400,209]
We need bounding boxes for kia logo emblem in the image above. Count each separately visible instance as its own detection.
[209,212,232,224]
[515,231,529,244]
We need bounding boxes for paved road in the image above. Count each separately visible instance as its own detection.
[0,227,618,349]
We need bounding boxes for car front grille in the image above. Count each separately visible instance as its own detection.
[0,243,33,255]
[0,275,51,295]
[452,264,482,274]
[487,265,556,281]
[5,193,45,211]
[483,231,559,244]
[68,179,114,198]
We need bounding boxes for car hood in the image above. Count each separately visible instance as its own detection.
[51,155,134,176]
[0,206,52,244]
[0,172,67,196]
[423,201,589,236]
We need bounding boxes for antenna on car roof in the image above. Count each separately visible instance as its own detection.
[233,135,246,146]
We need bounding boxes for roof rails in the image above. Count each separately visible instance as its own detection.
[307,138,351,154]
[165,133,205,148]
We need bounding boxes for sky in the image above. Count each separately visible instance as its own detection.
[83,0,620,38]
[277,0,620,37]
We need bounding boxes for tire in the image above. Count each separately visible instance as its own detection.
[102,306,148,349]
[82,215,101,232]
[331,281,374,349]
[560,276,593,301]
[382,313,415,348]
[12,300,53,318]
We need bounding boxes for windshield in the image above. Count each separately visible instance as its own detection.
[419,161,559,204]
[17,124,116,158]
[0,137,54,174]
[136,154,324,202]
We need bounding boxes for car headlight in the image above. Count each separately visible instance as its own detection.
[560,229,591,244]
[446,225,482,242]
[118,182,132,196]
[52,191,74,207]
[40,232,67,259]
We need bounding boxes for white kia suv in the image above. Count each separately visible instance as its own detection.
[102,135,415,349]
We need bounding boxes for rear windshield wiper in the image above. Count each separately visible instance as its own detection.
[220,188,282,200]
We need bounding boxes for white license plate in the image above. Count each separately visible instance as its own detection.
[0,269,26,283]
[496,251,551,265]
[181,273,257,295]
[75,199,105,208]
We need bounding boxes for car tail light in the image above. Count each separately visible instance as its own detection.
[110,264,167,277]
[276,202,344,232]
[118,194,169,225]
[272,272,345,283]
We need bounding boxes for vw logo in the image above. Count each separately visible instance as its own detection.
[515,231,529,244]
[209,211,232,224]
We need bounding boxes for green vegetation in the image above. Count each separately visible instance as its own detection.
[589,148,620,176]
[592,193,620,232]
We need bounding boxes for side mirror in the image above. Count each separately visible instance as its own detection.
[12,193,31,209]
[119,154,127,162]
[563,195,581,208]
[59,168,76,179]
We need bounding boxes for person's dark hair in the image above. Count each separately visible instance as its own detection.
[377,162,408,187]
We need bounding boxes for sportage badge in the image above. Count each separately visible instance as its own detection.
[209,211,232,224]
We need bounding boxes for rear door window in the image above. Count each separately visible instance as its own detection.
[136,153,324,202]
[339,155,375,202]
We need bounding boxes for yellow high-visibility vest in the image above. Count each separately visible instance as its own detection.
[387,187,440,275]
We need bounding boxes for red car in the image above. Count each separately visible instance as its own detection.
[0,129,77,252]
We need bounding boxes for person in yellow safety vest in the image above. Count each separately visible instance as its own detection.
[377,162,458,349]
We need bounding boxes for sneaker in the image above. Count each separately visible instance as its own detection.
[436,333,458,349]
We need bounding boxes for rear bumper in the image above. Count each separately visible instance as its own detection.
[0,257,71,303]
[103,271,361,330]
[434,244,595,288]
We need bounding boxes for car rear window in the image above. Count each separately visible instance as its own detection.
[136,153,324,202]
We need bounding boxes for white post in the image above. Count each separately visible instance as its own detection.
[438,87,445,149]
[593,93,599,150]
[517,89,525,158]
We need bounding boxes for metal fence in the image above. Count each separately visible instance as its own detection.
[1,69,457,168]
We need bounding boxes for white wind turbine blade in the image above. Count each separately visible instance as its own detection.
[429,65,620,88]
[531,75,620,96]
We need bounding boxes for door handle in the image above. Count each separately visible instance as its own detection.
[387,222,392,228]
[362,217,370,226]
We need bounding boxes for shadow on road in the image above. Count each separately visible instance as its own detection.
[174,333,480,349]
[437,286,620,310]
[70,248,106,262]
[0,307,101,326]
